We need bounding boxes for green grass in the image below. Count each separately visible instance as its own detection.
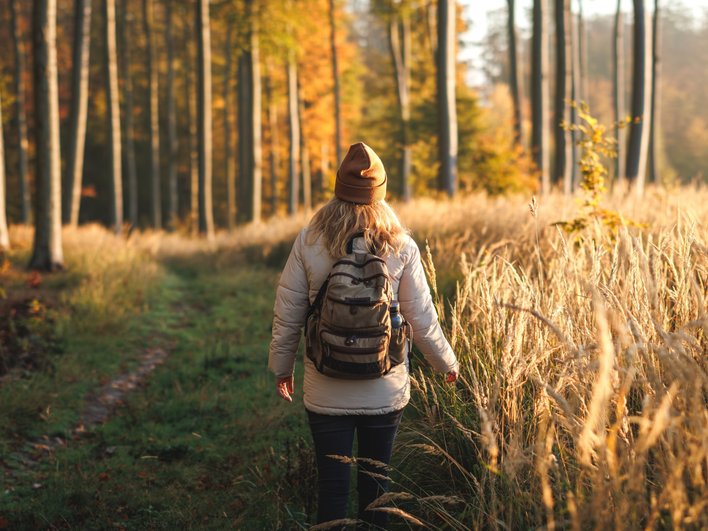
[0,248,316,529]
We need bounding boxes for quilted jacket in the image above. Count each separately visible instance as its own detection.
[268,227,458,415]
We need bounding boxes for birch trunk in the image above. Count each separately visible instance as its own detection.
[29,0,64,271]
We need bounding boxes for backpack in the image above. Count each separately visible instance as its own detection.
[304,234,411,379]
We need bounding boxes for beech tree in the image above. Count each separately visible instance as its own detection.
[507,0,522,144]
[553,0,572,192]
[64,0,92,227]
[143,0,161,228]
[437,0,458,196]
[104,0,123,233]
[287,49,300,215]
[10,0,31,223]
[197,0,215,238]
[613,0,626,183]
[329,0,342,164]
[648,0,661,184]
[29,0,64,271]
[625,0,653,195]
[388,1,412,200]
[531,0,550,193]
[224,21,236,230]
[119,0,138,226]
[166,1,179,229]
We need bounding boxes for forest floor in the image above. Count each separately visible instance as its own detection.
[0,240,319,529]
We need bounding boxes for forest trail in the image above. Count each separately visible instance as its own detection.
[0,258,314,529]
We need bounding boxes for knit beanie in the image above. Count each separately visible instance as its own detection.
[334,142,387,204]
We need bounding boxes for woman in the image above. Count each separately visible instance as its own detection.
[268,142,458,528]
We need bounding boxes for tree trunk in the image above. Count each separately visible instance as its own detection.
[299,97,312,212]
[119,0,138,226]
[507,0,522,144]
[570,1,581,189]
[186,34,199,234]
[0,90,9,250]
[165,1,178,229]
[197,0,214,238]
[531,0,550,194]
[265,69,280,215]
[237,4,262,224]
[553,0,572,192]
[29,0,64,271]
[625,0,652,195]
[437,0,458,197]
[578,0,589,103]
[389,10,412,201]
[320,143,330,194]
[11,0,31,224]
[328,0,342,164]
[613,0,626,184]
[64,0,92,226]
[143,0,161,228]
[224,23,236,230]
[648,0,661,184]
[287,50,300,215]
[104,0,123,233]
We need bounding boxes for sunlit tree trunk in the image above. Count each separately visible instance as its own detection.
[143,0,161,228]
[29,0,64,271]
[554,0,572,192]
[329,0,342,164]
[287,49,300,215]
[197,0,214,238]
[578,0,589,103]
[531,0,550,194]
[320,143,329,194]
[648,0,661,184]
[11,0,31,224]
[64,0,92,226]
[389,8,412,201]
[104,0,123,233]
[185,31,199,234]
[165,1,178,230]
[437,0,457,196]
[224,23,236,230]
[0,90,9,250]
[119,0,138,226]
[507,0,522,144]
[570,3,581,189]
[613,0,626,184]
[625,0,652,196]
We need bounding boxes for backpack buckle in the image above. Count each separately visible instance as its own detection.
[345,335,357,346]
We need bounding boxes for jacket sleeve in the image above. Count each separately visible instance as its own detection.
[398,237,459,373]
[268,230,310,378]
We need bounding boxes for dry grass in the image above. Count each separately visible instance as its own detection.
[392,185,707,529]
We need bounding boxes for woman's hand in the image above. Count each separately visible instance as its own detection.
[276,375,294,402]
[446,370,458,383]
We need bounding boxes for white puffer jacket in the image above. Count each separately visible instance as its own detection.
[268,227,458,415]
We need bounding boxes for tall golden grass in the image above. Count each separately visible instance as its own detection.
[389,186,707,529]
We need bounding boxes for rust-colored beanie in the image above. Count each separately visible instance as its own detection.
[334,142,387,204]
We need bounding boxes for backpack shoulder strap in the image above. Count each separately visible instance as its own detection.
[346,231,372,255]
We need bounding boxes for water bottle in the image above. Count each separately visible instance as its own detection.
[390,301,403,330]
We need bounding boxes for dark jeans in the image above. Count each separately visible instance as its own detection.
[307,408,405,529]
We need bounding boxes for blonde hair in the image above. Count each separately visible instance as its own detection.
[307,198,408,258]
